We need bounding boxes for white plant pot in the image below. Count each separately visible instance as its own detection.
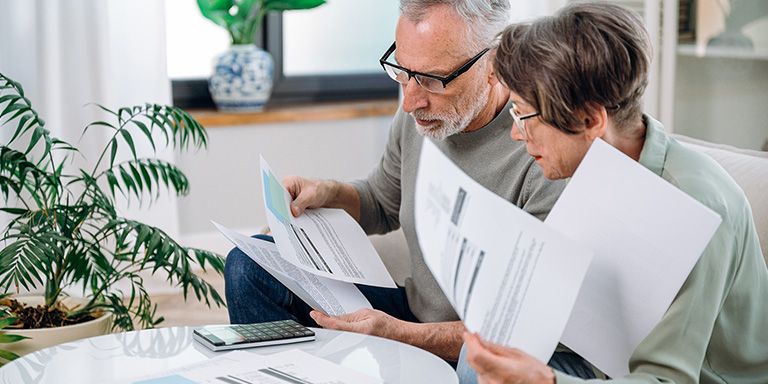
[209,44,274,112]
[4,296,113,357]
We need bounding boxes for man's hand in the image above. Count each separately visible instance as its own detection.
[283,176,337,217]
[310,309,465,361]
[282,176,361,220]
[463,332,556,384]
[310,309,405,341]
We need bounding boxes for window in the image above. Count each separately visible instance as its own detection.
[166,0,399,108]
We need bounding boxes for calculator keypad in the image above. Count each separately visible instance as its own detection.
[232,320,314,343]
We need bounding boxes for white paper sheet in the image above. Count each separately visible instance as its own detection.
[546,139,722,378]
[260,156,396,288]
[214,222,372,316]
[128,350,383,384]
[414,140,594,362]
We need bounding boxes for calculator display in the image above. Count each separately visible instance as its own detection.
[204,326,246,344]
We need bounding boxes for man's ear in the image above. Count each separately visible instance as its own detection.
[578,103,607,140]
[486,53,500,87]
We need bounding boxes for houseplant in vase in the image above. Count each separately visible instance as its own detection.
[0,72,225,356]
[198,0,326,111]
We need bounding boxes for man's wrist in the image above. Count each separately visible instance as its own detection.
[405,321,464,361]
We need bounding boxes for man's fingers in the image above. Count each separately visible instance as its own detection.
[479,337,520,358]
[466,336,518,379]
[282,176,302,198]
[290,202,305,217]
[310,310,352,331]
[335,309,368,322]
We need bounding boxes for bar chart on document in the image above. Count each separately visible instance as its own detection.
[263,168,331,274]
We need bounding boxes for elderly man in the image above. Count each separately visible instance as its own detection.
[224,0,565,365]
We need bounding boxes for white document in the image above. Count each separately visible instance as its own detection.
[128,350,383,384]
[214,222,372,316]
[260,156,396,288]
[547,139,722,378]
[414,140,594,362]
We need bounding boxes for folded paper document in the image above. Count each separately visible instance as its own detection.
[546,139,721,377]
[415,138,720,378]
[214,222,372,316]
[127,349,383,384]
[260,156,396,288]
[414,139,594,362]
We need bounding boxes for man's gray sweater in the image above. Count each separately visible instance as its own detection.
[352,102,565,322]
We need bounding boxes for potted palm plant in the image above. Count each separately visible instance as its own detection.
[0,72,225,356]
[198,0,326,111]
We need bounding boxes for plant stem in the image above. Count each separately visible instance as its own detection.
[89,108,142,177]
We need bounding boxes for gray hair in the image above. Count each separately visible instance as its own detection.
[400,0,510,52]
[495,2,651,133]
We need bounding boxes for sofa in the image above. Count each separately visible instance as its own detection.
[370,134,768,284]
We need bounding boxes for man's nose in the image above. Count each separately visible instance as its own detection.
[401,77,429,113]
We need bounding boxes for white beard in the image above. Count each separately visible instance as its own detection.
[410,83,490,141]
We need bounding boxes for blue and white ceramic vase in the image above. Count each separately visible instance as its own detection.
[209,44,274,112]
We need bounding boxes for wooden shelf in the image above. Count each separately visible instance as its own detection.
[190,99,399,128]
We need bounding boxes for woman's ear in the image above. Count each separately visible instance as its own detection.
[578,103,607,140]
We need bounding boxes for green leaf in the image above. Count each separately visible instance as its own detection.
[120,129,137,161]
[24,126,44,154]
[197,0,237,30]
[0,348,21,362]
[0,208,28,215]
[0,333,29,344]
[264,0,325,12]
[131,120,156,152]
[0,317,16,329]
[83,121,116,136]
[109,139,118,168]
[105,169,121,197]
[128,163,144,193]
[139,163,152,191]
[119,166,136,197]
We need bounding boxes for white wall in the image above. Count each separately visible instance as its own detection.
[175,116,393,255]
[673,56,768,150]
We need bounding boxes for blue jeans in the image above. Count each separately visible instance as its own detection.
[456,343,598,383]
[224,235,419,326]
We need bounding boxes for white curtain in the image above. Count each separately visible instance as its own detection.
[0,0,179,238]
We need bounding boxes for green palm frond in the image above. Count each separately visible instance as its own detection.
[101,158,190,203]
[0,230,59,293]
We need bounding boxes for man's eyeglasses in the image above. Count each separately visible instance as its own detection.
[379,42,490,94]
[508,104,540,140]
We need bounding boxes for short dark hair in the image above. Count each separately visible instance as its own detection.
[494,1,651,133]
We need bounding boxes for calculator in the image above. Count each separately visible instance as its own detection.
[193,320,316,351]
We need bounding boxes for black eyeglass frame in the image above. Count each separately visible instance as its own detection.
[378,42,490,90]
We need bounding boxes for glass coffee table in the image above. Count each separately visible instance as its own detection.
[0,326,458,383]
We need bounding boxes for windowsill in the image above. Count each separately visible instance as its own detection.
[189,98,399,128]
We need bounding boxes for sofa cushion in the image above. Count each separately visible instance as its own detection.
[673,134,768,264]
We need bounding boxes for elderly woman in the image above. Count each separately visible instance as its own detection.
[460,2,768,384]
